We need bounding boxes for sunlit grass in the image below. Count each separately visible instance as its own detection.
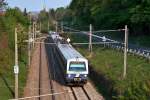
[76,46,150,99]
[0,50,27,99]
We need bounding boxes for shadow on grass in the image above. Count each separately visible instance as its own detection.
[89,66,113,100]
[0,73,14,97]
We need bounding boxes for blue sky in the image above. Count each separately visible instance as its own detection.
[6,0,72,11]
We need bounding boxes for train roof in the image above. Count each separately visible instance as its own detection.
[58,43,86,61]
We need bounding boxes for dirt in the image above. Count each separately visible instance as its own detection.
[0,34,8,49]
[89,65,113,99]
[39,43,52,100]
[23,42,52,100]
[23,44,40,100]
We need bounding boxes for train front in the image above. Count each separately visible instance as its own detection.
[66,58,88,85]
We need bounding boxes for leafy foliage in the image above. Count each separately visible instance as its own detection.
[68,30,150,99]
[77,46,150,99]
[38,10,49,32]
[0,0,7,10]
[0,6,29,98]
[60,0,150,36]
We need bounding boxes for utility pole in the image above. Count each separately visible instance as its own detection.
[61,21,63,33]
[89,24,92,52]
[32,22,35,47]
[28,26,31,67]
[123,25,128,78]
[55,21,58,33]
[35,22,36,40]
[48,11,50,32]
[14,27,19,99]
[40,21,41,32]
[48,20,49,31]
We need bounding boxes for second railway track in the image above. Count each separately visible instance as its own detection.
[39,40,52,100]
[23,37,103,100]
[45,37,104,100]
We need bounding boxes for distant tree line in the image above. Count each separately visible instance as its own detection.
[52,0,150,36]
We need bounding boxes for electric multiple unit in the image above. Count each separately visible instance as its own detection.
[50,32,88,85]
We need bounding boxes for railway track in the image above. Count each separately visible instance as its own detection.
[39,40,52,100]
[23,39,52,100]
[45,37,104,100]
[45,38,70,100]
[24,37,103,100]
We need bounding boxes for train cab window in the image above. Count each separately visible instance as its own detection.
[69,62,86,71]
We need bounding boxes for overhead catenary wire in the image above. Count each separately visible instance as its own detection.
[33,41,122,45]
[63,26,121,43]
[72,41,120,45]
[0,85,63,91]
[91,29,125,33]
[58,23,121,31]
[9,91,72,100]
[63,25,125,33]
[58,23,125,32]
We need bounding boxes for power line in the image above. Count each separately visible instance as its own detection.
[91,29,125,33]
[10,91,72,100]
[72,42,120,45]
[33,41,121,45]
[63,26,120,43]
[63,26,125,33]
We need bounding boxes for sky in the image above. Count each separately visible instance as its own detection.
[6,0,72,11]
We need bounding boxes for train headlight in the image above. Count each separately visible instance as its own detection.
[68,74,71,78]
[84,74,87,77]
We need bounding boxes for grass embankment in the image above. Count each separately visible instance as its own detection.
[0,48,28,99]
[76,46,150,99]
[0,8,29,99]
[68,33,150,99]
[0,32,28,100]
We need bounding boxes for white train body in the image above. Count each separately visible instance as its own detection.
[50,32,88,84]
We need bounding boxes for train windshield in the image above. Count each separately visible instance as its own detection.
[69,62,86,71]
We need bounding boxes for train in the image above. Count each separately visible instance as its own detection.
[50,32,89,85]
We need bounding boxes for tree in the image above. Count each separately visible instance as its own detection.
[49,8,55,20]
[55,7,66,21]
[38,10,49,32]
[67,0,150,35]
[0,0,7,10]
[23,8,27,16]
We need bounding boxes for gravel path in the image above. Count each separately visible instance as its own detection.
[23,44,40,100]
[23,41,52,100]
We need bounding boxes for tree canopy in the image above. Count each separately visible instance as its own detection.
[58,0,150,36]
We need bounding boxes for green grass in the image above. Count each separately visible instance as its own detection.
[76,46,150,99]
[0,10,29,99]
[66,32,150,99]
[0,49,28,99]
[18,52,28,97]
[0,75,14,100]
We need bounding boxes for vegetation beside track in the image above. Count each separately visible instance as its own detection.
[129,36,150,48]
[76,46,150,99]
[67,33,150,99]
[0,3,29,99]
